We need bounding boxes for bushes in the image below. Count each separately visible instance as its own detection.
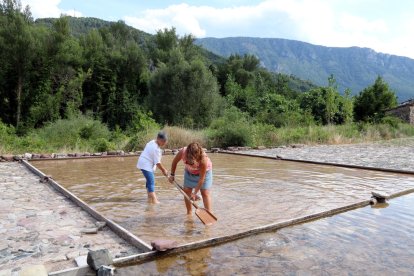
[92,138,114,152]
[208,107,253,147]
[2,113,414,154]
[124,128,159,152]
[33,115,111,150]
[0,115,121,154]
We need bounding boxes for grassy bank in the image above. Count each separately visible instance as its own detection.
[1,115,414,155]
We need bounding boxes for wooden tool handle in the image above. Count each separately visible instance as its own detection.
[173,181,199,209]
[165,175,199,209]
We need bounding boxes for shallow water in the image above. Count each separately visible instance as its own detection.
[116,193,414,275]
[32,154,414,244]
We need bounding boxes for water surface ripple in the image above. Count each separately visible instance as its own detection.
[117,193,414,275]
[32,154,414,244]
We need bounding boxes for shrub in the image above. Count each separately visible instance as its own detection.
[79,125,94,139]
[381,116,403,129]
[124,129,159,152]
[93,138,114,152]
[127,110,160,135]
[208,107,253,147]
[32,115,111,151]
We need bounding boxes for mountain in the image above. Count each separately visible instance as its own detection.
[196,37,414,101]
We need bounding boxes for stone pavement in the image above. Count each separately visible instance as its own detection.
[245,138,414,171]
[0,162,140,274]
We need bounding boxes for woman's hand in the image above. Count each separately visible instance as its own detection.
[191,193,200,201]
[168,175,175,183]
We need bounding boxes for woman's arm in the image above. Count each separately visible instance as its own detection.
[168,149,183,183]
[193,157,207,195]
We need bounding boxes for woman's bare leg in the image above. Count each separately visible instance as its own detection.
[201,189,212,212]
[183,187,193,215]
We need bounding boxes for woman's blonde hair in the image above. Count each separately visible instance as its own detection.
[185,142,204,163]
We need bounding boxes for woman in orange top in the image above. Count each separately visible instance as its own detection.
[169,142,213,214]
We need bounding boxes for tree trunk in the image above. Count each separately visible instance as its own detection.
[16,74,22,127]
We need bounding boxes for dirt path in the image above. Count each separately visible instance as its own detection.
[0,162,140,274]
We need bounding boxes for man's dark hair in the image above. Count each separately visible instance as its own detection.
[157,131,168,141]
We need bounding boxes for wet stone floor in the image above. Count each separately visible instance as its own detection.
[245,137,414,171]
[32,154,414,245]
[0,162,140,274]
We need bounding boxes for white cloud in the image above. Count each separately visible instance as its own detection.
[21,0,82,18]
[124,0,414,59]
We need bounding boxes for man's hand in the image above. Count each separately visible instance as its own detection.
[168,175,174,183]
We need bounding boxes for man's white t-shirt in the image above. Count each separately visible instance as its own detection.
[137,140,162,172]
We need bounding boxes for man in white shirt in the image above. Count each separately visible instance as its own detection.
[137,131,169,204]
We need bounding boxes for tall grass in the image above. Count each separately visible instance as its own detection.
[259,122,414,147]
[124,126,207,151]
[163,126,207,149]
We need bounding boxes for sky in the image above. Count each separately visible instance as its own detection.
[21,0,414,59]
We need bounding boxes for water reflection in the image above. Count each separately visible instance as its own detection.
[32,155,414,244]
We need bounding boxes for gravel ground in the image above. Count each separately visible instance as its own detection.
[245,138,414,171]
[0,162,140,274]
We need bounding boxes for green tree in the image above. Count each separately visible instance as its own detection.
[354,76,397,122]
[148,50,221,128]
[0,0,34,127]
[224,75,257,114]
[151,27,179,65]
[257,94,314,127]
[300,76,351,125]
[338,89,353,124]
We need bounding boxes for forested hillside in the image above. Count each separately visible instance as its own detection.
[196,37,414,101]
[0,0,411,154]
[0,3,316,132]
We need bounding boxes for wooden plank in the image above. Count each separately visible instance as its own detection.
[22,160,153,252]
[389,187,414,199]
[29,154,140,162]
[219,151,414,176]
[48,265,94,276]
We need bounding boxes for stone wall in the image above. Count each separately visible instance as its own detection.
[386,104,414,125]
